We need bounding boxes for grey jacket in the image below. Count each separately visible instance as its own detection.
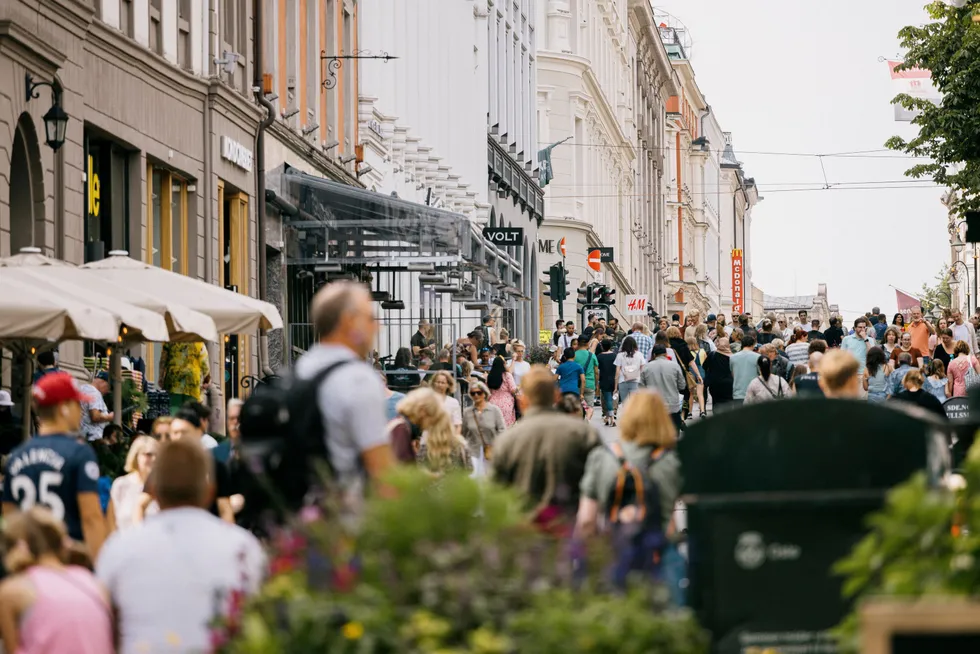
[638,357,687,413]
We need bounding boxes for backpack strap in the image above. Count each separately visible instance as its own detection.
[608,441,647,523]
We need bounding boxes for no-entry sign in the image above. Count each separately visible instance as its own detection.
[588,249,602,272]
[558,237,567,257]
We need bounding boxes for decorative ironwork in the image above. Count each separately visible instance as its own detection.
[240,374,281,390]
[320,50,398,90]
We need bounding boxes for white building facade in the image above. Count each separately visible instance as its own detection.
[349,0,542,350]
[535,0,639,332]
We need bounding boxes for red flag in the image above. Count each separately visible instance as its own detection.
[895,289,920,323]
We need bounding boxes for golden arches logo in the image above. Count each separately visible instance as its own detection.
[732,249,743,257]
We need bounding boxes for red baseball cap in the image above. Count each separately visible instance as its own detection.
[32,372,85,407]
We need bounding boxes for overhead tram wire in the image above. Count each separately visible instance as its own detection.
[536,142,933,160]
[544,184,944,200]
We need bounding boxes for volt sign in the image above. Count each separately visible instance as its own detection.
[732,249,744,315]
[482,227,524,246]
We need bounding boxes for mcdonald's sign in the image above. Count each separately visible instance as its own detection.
[731,249,744,315]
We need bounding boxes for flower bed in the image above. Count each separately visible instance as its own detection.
[218,469,708,653]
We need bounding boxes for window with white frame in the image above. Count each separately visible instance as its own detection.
[178,0,192,70]
[149,0,163,54]
[221,0,247,92]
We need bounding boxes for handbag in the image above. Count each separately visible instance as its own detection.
[474,412,492,460]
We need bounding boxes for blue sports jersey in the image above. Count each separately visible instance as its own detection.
[2,434,100,541]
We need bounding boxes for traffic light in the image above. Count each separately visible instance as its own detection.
[543,263,567,303]
[577,283,593,307]
[598,285,616,306]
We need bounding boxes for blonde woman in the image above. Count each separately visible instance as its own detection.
[107,436,159,532]
[462,380,505,477]
[429,370,463,435]
[0,508,113,654]
[150,416,173,441]
[576,389,681,538]
[399,388,470,474]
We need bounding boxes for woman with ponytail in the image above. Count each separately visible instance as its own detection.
[745,355,792,404]
[0,508,113,653]
[398,389,471,475]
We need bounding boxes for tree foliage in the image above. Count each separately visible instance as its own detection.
[886,1,980,216]
[918,264,953,313]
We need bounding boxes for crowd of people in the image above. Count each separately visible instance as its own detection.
[1,279,974,653]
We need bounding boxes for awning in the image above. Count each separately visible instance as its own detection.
[0,272,122,342]
[0,252,171,343]
[83,253,283,334]
[2,254,219,343]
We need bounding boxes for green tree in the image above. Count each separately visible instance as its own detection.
[886,2,980,216]
[917,264,953,314]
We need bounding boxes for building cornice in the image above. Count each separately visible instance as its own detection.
[208,80,264,132]
[0,19,67,77]
[267,121,361,186]
[488,135,544,224]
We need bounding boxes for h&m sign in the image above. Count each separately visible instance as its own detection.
[482,227,524,245]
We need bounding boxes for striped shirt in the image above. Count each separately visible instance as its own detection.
[786,342,810,367]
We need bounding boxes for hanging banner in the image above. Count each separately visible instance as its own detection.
[895,288,920,323]
[623,294,650,315]
[887,60,940,122]
[732,249,744,316]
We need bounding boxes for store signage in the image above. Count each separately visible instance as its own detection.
[482,227,524,245]
[537,236,567,257]
[588,249,602,272]
[597,247,614,263]
[945,397,969,421]
[221,136,253,172]
[623,294,649,315]
[87,155,100,218]
[732,248,744,315]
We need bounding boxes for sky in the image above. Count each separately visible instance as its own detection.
[658,0,950,323]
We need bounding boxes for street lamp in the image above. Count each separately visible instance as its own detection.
[950,259,971,312]
[25,74,69,152]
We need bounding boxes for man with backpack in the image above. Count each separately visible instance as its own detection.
[240,281,395,522]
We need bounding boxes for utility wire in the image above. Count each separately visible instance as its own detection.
[537,142,931,159]
[545,184,943,199]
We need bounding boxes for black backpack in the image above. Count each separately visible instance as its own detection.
[237,361,351,525]
[605,442,669,587]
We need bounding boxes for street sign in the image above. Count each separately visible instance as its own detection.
[482,227,524,246]
[944,397,970,421]
[624,294,649,315]
[581,303,608,331]
[587,249,602,272]
[558,237,567,257]
[597,247,614,263]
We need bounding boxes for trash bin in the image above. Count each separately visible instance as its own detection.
[680,399,950,654]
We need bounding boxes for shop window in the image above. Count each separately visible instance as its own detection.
[178,0,192,70]
[221,0,247,92]
[149,0,162,54]
[145,163,192,383]
[145,163,190,275]
[218,181,250,397]
[84,134,133,263]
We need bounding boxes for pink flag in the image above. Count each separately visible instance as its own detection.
[895,289,920,323]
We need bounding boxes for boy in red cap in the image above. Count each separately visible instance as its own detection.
[2,372,107,559]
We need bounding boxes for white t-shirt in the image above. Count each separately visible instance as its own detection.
[110,473,158,530]
[614,351,645,382]
[952,322,975,353]
[443,395,463,426]
[96,507,266,654]
[201,434,219,449]
[79,383,108,441]
[511,360,531,387]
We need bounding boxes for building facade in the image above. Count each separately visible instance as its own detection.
[0,0,264,406]
[763,284,832,329]
[719,133,760,319]
[628,0,678,317]
[342,0,542,353]
[535,0,638,335]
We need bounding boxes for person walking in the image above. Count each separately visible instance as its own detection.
[864,347,890,404]
[96,439,266,654]
[817,350,863,399]
[574,336,600,420]
[107,436,159,532]
[730,335,761,405]
[744,357,792,404]
[0,508,114,654]
[596,340,619,427]
[892,370,946,420]
[841,317,876,396]
[946,340,980,399]
[890,332,924,369]
[639,345,687,432]
[924,359,949,403]
[491,366,602,525]
[462,381,505,477]
[933,328,956,371]
[2,373,107,560]
[487,355,518,427]
[613,336,645,412]
[629,322,654,361]
[951,309,977,355]
[703,337,734,409]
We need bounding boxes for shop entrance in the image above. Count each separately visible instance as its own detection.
[218,181,250,398]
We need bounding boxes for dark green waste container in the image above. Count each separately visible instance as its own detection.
[680,399,950,654]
